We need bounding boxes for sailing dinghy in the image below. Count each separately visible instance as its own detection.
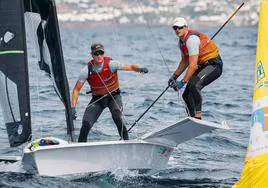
[0,0,228,176]
[21,118,228,176]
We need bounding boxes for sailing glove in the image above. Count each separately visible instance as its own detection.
[170,79,186,91]
[170,80,178,91]
[139,67,149,74]
[71,107,77,120]
[168,73,178,87]
[176,80,186,90]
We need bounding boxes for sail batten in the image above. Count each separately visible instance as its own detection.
[0,51,24,55]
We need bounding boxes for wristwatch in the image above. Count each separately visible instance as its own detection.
[182,79,187,84]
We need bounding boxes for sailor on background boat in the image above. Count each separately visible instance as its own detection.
[71,43,148,142]
[168,17,223,120]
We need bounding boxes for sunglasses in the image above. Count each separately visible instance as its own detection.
[93,51,104,56]
[173,26,185,31]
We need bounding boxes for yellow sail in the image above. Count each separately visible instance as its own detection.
[233,0,268,187]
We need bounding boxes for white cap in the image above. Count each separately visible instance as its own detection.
[172,17,187,27]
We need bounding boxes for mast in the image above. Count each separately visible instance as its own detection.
[50,0,74,141]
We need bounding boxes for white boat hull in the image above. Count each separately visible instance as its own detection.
[21,117,228,176]
[22,139,173,176]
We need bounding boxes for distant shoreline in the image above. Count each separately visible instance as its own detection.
[59,21,257,29]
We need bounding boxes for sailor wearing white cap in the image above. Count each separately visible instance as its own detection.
[168,17,223,120]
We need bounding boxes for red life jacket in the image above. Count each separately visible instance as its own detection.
[180,29,219,64]
[87,56,119,96]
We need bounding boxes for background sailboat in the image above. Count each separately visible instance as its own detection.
[234,0,268,187]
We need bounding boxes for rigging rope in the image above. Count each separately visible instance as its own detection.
[135,0,172,74]
[110,8,132,131]
[126,0,184,133]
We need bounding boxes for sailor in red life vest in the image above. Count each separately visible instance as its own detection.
[71,43,148,142]
[168,17,223,120]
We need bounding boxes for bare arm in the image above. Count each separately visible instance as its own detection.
[174,56,189,77]
[121,64,141,72]
[182,54,198,82]
[71,80,84,107]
